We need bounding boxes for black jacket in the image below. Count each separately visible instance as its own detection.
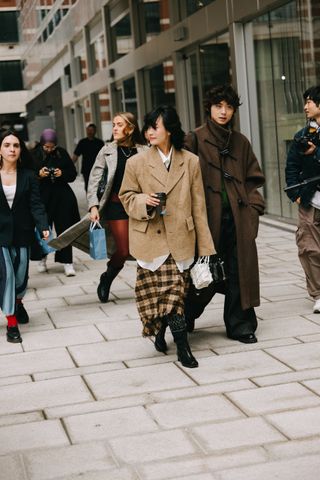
[0,168,48,247]
[285,126,320,207]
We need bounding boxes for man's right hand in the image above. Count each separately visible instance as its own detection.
[304,142,317,156]
[90,206,100,222]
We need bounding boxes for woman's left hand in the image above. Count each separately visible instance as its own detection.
[54,168,62,177]
[42,230,50,239]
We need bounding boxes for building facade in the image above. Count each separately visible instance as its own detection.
[17,0,320,221]
[0,0,28,138]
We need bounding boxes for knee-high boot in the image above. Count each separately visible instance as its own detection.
[166,314,198,368]
[154,318,167,352]
[97,264,123,303]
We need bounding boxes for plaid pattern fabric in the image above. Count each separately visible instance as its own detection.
[135,255,190,336]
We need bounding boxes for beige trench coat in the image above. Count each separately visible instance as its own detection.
[118,146,215,262]
[49,142,147,255]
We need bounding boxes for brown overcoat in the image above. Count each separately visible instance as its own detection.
[185,119,265,309]
[119,146,215,262]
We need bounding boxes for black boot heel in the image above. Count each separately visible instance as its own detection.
[97,265,122,303]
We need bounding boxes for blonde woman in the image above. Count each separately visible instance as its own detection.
[88,112,146,302]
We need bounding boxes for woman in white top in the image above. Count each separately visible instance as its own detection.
[0,129,48,343]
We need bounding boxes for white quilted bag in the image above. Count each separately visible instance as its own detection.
[190,256,213,289]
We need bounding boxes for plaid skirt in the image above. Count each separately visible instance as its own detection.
[135,255,190,336]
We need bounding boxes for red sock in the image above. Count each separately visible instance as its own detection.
[7,315,18,327]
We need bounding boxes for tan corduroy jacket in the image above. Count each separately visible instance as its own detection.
[119,146,215,262]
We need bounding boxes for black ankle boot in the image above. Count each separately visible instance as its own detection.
[154,319,167,353]
[7,326,22,343]
[167,314,198,368]
[97,265,122,303]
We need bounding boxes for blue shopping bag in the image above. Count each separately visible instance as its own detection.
[35,227,56,255]
[89,222,107,260]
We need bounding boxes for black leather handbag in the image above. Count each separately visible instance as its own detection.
[97,167,108,201]
[209,254,227,285]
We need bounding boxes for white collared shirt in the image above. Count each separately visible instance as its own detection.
[136,146,194,272]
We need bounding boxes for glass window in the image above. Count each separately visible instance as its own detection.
[140,0,170,42]
[186,0,216,15]
[110,13,133,61]
[0,11,19,43]
[149,60,175,107]
[123,77,137,118]
[0,61,23,91]
[252,0,319,219]
[90,35,107,75]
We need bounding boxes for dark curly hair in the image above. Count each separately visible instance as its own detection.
[0,129,33,169]
[143,105,185,150]
[204,84,242,116]
[303,85,320,107]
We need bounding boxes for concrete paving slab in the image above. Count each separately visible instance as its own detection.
[23,442,116,480]
[0,455,26,480]
[214,337,300,355]
[265,437,320,460]
[21,325,104,351]
[0,348,75,377]
[267,406,320,438]
[192,417,285,453]
[265,341,320,369]
[217,454,320,480]
[179,350,290,384]
[69,337,161,365]
[0,335,23,354]
[96,319,141,339]
[23,297,67,312]
[48,306,108,327]
[65,405,158,443]
[109,430,197,464]
[45,468,137,480]
[0,420,69,455]
[0,375,32,387]
[0,411,43,427]
[226,382,320,416]
[84,363,195,399]
[252,367,320,387]
[0,376,92,415]
[136,457,210,480]
[302,378,320,395]
[45,394,152,419]
[256,298,313,320]
[147,394,243,428]
[33,361,125,381]
[205,448,268,472]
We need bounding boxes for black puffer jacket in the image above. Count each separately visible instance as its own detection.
[285,126,320,207]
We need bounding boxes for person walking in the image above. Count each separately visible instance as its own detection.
[88,112,147,302]
[30,128,80,276]
[73,124,104,192]
[285,85,320,313]
[0,129,49,343]
[119,105,215,368]
[184,84,265,343]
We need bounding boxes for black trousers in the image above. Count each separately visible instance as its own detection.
[185,209,257,337]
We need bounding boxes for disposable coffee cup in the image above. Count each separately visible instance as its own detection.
[155,192,166,215]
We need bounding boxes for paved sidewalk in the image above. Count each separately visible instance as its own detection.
[1,178,320,480]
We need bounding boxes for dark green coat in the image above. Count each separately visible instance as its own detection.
[185,119,265,309]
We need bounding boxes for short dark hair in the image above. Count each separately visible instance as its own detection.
[303,86,320,107]
[204,84,241,116]
[87,123,96,130]
[143,105,185,150]
[0,129,33,169]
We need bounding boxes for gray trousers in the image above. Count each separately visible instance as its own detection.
[296,205,320,300]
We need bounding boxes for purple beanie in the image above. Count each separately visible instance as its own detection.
[40,128,57,145]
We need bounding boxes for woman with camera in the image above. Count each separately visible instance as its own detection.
[88,112,147,302]
[119,105,215,368]
[31,129,80,276]
[0,129,49,343]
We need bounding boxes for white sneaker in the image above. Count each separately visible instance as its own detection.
[37,257,47,273]
[64,263,76,277]
[313,299,320,314]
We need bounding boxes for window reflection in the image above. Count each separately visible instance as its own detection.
[149,60,175,107]
[111,14,133,60]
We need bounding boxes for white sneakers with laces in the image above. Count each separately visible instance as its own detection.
[64,263,76,277]
[313,299,320,314]
[37,257,47,273]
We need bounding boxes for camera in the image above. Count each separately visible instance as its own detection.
[45,167,56,183]
[295,129,320,152]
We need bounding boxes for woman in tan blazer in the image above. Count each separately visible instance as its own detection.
[119,105,215,368]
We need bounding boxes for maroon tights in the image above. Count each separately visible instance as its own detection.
[107,219,129,269]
